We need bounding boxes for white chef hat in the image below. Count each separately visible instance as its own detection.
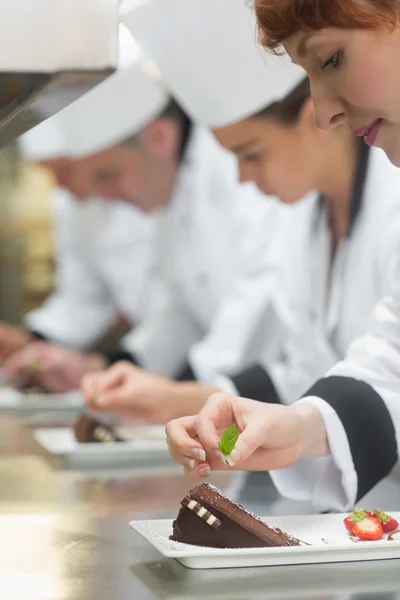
[121,0,305,128]
[55,23,169,158]
[19,117,67,161]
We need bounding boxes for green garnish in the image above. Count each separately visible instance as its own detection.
[26,361,40,377]
[218,424,239,456]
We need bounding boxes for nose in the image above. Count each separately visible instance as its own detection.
[238,162,255,185]
[311,80,347,131]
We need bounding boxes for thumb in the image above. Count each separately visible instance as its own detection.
[100,365,128,392]
[225,419,268,467]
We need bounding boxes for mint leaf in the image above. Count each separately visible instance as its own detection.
[26,361,40,377]
[218,424,239,456]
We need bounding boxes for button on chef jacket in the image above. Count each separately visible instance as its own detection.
[25,187,157,350]
[118,124,285,378]
[264,146,400,511]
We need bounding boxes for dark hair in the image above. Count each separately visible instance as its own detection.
[253,77,310,125]
[254,0,398,53]
[123,97,191,161]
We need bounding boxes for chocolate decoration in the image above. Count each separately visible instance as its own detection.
[170,483,301,549]
[181,494,222,530]
[388,530,400,541]
[74,413,123,444]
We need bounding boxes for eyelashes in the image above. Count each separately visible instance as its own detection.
[322,50,342,71]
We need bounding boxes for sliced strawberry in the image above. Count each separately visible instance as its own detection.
[344,516,354,535]
[344,508,369,535]
[353,516,383,541]
[373,509,399,533]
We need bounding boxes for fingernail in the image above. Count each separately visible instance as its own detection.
[198,465,211,478]
[226,455,235,467]
[190,448,206,462]
[230,449,241,463]
[213,450,227,465]
[183,457,196,469]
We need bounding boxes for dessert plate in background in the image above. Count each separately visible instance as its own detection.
[0,386,83,414]
[130,513,400,570]
[34,425,172,468]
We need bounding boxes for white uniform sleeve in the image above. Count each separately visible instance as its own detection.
[120,275,203,377]
[188,195,290,385]
[271,230,400,511]
[25,191,115,349]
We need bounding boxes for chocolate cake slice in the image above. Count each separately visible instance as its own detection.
[170,483,301,549]
[74,413,123,444]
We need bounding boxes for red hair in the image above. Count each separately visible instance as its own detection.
[254,0,399,52]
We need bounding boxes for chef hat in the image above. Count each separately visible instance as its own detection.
[121,0,305,128]
[19,117,67,161]
[55,23,169,158]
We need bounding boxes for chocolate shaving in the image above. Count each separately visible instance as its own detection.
[181,494,222,530]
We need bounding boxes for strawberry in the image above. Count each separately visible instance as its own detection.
[373,509,399,533]
[352,516,383,541]
[344,516,354,535]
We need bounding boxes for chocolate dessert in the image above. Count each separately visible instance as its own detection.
[170,483,301,548]
[74,413,123,444]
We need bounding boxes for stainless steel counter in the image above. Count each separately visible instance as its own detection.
[0,415,399,599]
[1,512,400,600]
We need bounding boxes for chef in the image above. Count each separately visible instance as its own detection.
[155,0,400,508]
[1,28,167,389]
[5,28,283,398]
[123,0,400,406]
[81,0,400,430]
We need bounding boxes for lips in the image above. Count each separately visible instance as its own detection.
[352,119,382,147]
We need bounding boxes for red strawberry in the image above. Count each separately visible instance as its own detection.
[344,508,369,535]
[373,509,399,533]
[344,516,354,535]
[352,516,383,541]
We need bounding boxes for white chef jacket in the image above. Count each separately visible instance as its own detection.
[121,124,286,379]
[270,147,400,511]
[216,145,398,405]
[25,188,157,350]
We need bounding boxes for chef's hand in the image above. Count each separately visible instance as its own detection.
[82,362,217,423]
[4,341,106,392]
[165,393,330,480]
[0,323,32,361]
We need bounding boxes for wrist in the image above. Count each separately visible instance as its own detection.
[291,401,330,460]
[170,382,221,419]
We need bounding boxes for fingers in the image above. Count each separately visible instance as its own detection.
[82,363,131,407]
[93,362,132,394]
[193,392,237,459]
[81,372,102,404]
[4,345,42,382]
[165,416,207,461]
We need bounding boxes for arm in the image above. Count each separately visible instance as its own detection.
[25,190,116,349]
[271,229,400,511]
[188,193,290,386]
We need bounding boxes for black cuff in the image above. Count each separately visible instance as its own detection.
[28,330,48,342]
[305,376,398,501]
[231,364,282,404]
[105,350,140,367]
[176,362,197,381]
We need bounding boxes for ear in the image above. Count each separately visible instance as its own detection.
[141,119,180,158]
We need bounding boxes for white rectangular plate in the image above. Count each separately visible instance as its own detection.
[34,426,172,468]
[130,513,400,569]
[0,387,83,413]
